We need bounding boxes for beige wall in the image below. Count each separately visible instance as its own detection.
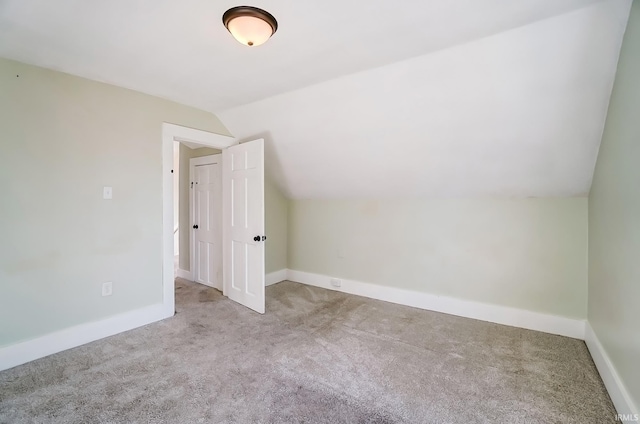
[178,144,220,271]
[588,0,640,411]
[265,179,288,273]
[288,198,587,318]
[0,58,230,347]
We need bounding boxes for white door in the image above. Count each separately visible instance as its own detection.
[191,155,222,290]
[223,139,265,313]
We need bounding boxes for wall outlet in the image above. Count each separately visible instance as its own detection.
[103,186,113,199]
[330,278,342,288]
[102,281,113,297]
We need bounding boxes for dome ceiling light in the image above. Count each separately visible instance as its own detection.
[222,6,278,47]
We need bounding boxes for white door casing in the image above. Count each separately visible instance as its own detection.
[190,155,222,290]
[163,123,235,317]
[223,139,266,314]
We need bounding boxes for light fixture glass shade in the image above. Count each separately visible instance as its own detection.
[227,16,273,47]
[223,6,278,47]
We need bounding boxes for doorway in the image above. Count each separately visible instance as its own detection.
[162,123,266,316]
[174,143,221,283]
[162,124,235,318]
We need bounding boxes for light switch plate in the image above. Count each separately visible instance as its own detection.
[102,281,113,297]
[103,186,113,199]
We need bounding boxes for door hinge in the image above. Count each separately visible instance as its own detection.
[191,181,193,188]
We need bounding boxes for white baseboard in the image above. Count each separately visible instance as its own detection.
[0,303,173,372]
[266,269,288,286]
[585,323,638,422]
[286,269,586,339]
[0,267,285,372]
[176,268,193,280]
[0,269,589,376]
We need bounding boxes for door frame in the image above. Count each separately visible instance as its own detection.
[162,123,236,317]
[190,154,222,290]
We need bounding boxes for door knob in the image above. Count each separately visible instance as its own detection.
[193,225,199,229]
[253,235,260,242]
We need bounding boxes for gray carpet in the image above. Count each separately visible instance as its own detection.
[0,279,616,423]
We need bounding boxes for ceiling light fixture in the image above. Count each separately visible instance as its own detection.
[222,6,278,47]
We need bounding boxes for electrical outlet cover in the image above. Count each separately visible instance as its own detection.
[103,186,113,199]
[102,281,113,296]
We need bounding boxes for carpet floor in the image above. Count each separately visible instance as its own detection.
[0,279,616,423]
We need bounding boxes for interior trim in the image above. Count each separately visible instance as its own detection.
[287,269,586,339]
[585,323,638,421]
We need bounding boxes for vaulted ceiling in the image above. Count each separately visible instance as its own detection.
[0,0,632,198]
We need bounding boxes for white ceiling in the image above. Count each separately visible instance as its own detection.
[0,0,632,198]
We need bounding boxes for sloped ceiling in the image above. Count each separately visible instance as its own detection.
[0,0,632,198]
